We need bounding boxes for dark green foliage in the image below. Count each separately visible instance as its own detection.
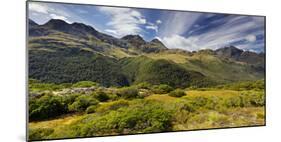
[92,91,110,102]
[168,89,186,97]
[120,56,206,88]
[152,84,174,94]
[86,105,98,114]
[29,128,54,140]
[29,95,67,121]
[117,87,139,99]
[29,50,129,87]
[68,95,99,112]
[74,100,172,136]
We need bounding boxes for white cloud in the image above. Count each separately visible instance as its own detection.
[161,34,200,51]
[159,12,202,37]
[29,2,49,14]
[145,25,158,32]
[49,14,70,23]
[104,29,117,35]
[156,20,162,24]
[28,2,74,24]
[99,7,147,37]
[245,34,256,42]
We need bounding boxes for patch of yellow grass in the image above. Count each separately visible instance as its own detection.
[29,114,83,130]
[145,94,177,103]
[184,90,241,98]
[173,107,265,131]
[145,53,189,63]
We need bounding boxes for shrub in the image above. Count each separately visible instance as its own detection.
[223,96,242,108]
[136,82,152,89]
[117,87,139,99]
[29,95,67,121]
[92,91,110,102]
[68,95,99,112]
[168,89,186,97]
[152,84,174,94]
[95,99,130,113]
[243,91,265,107]
[29,128,54,140]
[76,100,172,136]
[86,105,98,114]
[72,81,98,88]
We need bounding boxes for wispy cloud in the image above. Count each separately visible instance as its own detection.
[99,7,147,37]
[159,12,202,37]
[28,2,265,52]
[29,2,71,24]
[160,15,265,52]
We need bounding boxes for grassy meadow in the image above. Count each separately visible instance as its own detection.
[28,79,265,140]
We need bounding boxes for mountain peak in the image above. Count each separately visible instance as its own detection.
[150,38,162,44]
[215,46,243,59]
[148,38,167,49]
[45,19,68,25]
[121,35,146,47]
[43,19,70,29]
[122,35,145,42]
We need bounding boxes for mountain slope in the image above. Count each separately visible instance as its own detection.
[28,18,265,87]
[119,56,214,88]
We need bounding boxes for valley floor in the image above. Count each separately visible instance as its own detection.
[28,89,265,140]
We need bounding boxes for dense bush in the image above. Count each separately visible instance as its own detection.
[74,100,172,136]
[152,84,174,94]
[95,99,130,113]
[92,91,110,102]
[117,87,139,99]
[68,95,99,112]
[168,89,186,97]
[29,128,54,140]
[135,82,152,89]
[29,94,67,121]
[86,105,98,114]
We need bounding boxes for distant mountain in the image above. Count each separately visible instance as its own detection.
[28,18,265,87]
[215,46,264,65]
[122,35,146,47]
[122,35,167,53]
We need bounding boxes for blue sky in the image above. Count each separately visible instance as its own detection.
[28,2,265,53]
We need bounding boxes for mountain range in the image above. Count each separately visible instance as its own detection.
[28,19,265,87]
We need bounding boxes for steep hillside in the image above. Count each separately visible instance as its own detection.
[119,56,214,88]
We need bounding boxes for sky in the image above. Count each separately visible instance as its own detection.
[28,2,265,53]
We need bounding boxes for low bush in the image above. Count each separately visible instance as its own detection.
[152,84,174,94]
[29,94,67,121]
[86,105,98,114]
[135,82,152,89]
[72,100,173,136]
[95,99,130,113]
[92,91,110,102]
[29,128,54,140]
[168,89,186,97]
[117,87,139,99]
[68,95,99,112]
